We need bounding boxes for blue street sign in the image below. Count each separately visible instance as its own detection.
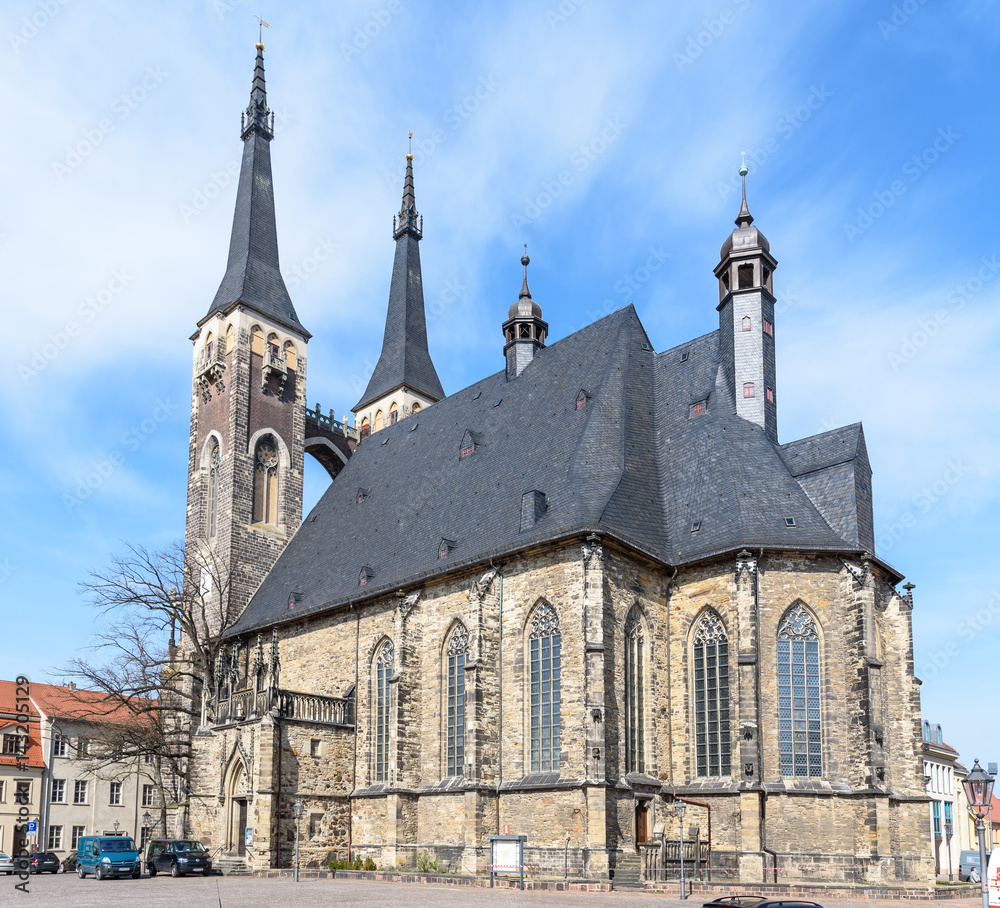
[26,821,37,833]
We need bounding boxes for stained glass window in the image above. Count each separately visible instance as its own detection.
[624,609,645,773]
[778,604,822,777]
[447,625,469,777]
[529,603,561,773]
[374,641,394,782]
[694,611,730,777]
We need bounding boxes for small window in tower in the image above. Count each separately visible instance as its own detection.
[310,739,321,758]
[738,264,754,289]
[411,402,421,413]
[206,335,214,363]
[359,418,370,441]
[225,324,235,353]
[389,403,398,425]
[689,400,706,417]
[269,340,280,363]
[519,324,531,339]
[743,382,755,398]
[784,517,796,528]
[763,318,774,337]
[742,316,751,332]
[763,267,772,292]
[721,271,730,291]
[766,387,774,403]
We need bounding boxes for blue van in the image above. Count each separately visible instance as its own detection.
[76,835,141,880]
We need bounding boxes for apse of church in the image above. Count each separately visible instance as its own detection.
[179,45,932,885]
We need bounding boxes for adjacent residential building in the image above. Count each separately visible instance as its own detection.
[922,721,970,879]
[28,682,158,862]
[0,681,43,857]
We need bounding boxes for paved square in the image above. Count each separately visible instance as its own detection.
[0,873,983,908]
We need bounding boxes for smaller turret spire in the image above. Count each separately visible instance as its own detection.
[736,152,753,227]
[519,245,532,299]
[242,41,274,140]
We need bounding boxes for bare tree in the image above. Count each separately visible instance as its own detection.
[59,540,239,835]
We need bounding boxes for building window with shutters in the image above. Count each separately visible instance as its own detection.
[693,610,731,777]
[777,604,823,777]
[528,602,561,773]
[373,640,394,782]
[446,624,469,778]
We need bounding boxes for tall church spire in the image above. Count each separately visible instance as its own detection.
[204,43,305,335]
[353,153,444,420]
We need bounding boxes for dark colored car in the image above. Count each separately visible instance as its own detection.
[145,839,212,877]
[29,852,60,874]
[704,899,824,908]
[60,851,77,873]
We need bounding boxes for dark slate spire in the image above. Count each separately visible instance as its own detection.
[736,158,753,227]
[354,154,444,410]
[205,44,305,335]
[502,247,548,380]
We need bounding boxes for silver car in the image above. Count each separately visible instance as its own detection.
[0,852,15,875]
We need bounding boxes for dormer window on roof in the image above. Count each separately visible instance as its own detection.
[689,400,706,417]
[576,390,590,410]
[680,351,689,363]
[359,567,371,587]
[460,429,480,459]
[357,488,369,504]
[438,538,455,560]
[784,517,796,528]
[691,520,702,534]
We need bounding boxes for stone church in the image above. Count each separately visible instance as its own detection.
[179,45,933,885]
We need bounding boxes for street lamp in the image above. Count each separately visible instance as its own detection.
[293,801,303,883]
[675,799,687,900]
[142,811,152,850]
[113,819,120,835]
[962,759,995,908]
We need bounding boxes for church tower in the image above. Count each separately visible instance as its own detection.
[714,162,778,442]
[353,154,444,439]
[184,42,308,624]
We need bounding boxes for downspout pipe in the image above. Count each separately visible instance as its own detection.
[754,548,777,884]
[492,564,504,835]
[664,567,678,792]
[349,602,360,863]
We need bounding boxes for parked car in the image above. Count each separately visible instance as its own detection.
[0,852,14,875]
[145,839,212,877]
[960,850,982,882]
[704,899,824,908]
[76,835,141,880]
[59,851,77,873]
[29,852,60,874]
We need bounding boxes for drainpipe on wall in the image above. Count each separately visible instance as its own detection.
[664,567,678,792]
[754,548,777,884]
[349,602,359,863]
[491,564,504,835]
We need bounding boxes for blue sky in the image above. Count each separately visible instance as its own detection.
[2,1,997,765]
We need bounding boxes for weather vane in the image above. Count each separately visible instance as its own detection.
[408,130,414,155]
[254,13,271,45]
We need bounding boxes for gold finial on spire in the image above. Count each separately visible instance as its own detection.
[254,13,270,48]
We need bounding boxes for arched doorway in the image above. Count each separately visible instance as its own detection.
[225,757,250,856]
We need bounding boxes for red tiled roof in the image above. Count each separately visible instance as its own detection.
[0,681,44,769]
[29,681,152,725]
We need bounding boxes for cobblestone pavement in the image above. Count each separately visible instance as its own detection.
[0,874,983,908]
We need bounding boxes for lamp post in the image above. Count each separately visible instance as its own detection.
[293,801,303,883]
[944,817,953,882]
[142,811,152,854]
[113,819,120,836]
[676,799,687,900]
[962,759,995,908]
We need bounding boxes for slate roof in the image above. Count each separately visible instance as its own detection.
[230,305,872,638]
[354,158,445,410]
[204,45,305,336]
[777,424,863,477]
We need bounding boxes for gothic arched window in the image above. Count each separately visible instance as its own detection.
[389,402,398,425]
[529,602,561,773]
[624,608,645,773]
[374,410,384,432]
[373,640,394,783]
[693,610,731,777]
[360,417,370,441]
[777,604,822,777]
[446,624,469,777]
[207,439,220,539]
[252,436,279,525]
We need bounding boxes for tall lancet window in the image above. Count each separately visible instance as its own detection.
[777,604,822,777]
[446,624,469,777]
[693,611,731,777]
[374,640,394,783]
[529,602,561,773]
[252,436,279,525]
[624,608,645,773]
[207,440,220,539]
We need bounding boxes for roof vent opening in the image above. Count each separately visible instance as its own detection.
[473,390,482,401]
[520,490,547,533]
[691,520,702,534]
[641,341,651,351]
[784,517,796,528]
[409,422,419,432]
[680,351,689,363]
